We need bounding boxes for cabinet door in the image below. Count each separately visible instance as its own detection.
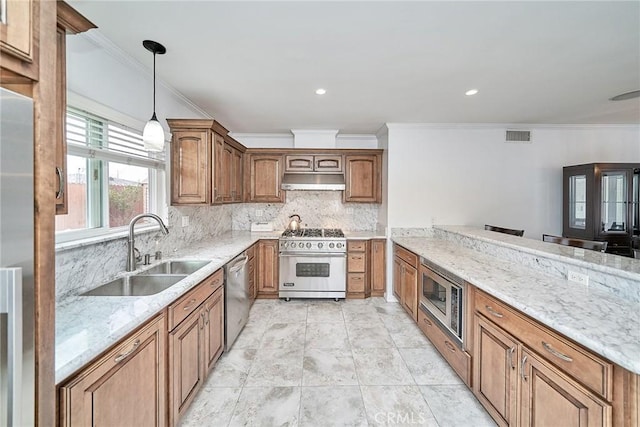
[212,133,227,203]
[0,0,37,79]
[59,315,166,427]
[55,25,68,214]
[285,155,314,172]
[169,309,205,425]
[344,154,381,203]
[598,169,632,237]
[473,314,519,427]
[520,349,611,427]
[232,148,243,202]
[203,288,224,373]
[370,239,386,296]
[401,263,418,320]
[249,154,284,202]
[314,155,342,172]
[171,130,211,205]
[257,239,279,296]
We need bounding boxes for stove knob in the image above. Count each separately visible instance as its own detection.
[306,242,312,248]
[336,243,343,249]
[317,243,323,249]
[299,242,305,248]
[282,242,288,248]
[329,243,335,249]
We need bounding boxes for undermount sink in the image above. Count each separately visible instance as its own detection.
[81,274,187,297]
[138,260,211,275]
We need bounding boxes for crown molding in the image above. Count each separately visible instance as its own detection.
[384,122,640,131]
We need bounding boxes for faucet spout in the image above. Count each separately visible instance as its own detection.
[127,213,170,272]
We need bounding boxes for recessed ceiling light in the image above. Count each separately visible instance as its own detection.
[315,88,326,95]
[465,89,479,96]
[609,90,640,101]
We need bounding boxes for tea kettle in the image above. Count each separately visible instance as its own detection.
[287,214,302,231]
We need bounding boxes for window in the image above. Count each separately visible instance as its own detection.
[55,107,167,242]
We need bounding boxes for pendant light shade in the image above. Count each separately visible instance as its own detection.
[142,40,166,152]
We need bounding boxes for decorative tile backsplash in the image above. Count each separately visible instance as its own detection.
[232,191,380,231]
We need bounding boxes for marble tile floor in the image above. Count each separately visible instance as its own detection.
[180,298,496,427]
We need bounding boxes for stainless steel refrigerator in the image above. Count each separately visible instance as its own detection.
[0,87,35,427]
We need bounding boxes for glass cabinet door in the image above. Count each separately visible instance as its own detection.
[568,174,587,230]
[600,171,628,233]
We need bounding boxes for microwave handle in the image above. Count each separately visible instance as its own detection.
[1,267,23,427]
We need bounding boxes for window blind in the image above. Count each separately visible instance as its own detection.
[66,107,166,170]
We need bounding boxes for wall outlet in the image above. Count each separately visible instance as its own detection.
[181,216,189,227]
[255,209,263,217]
[567,270,589,286]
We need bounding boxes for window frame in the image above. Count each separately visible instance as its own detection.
[55,95,168,245]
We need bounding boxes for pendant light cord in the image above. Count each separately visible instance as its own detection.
[153,52,157,115]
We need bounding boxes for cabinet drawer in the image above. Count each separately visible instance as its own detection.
[168,269,222,331]
[417,308,471,386]
[348,273,366,292]
[347,253,366,272]
[394,245,418,268]
[347,240,366,252]
[475,290,613,399]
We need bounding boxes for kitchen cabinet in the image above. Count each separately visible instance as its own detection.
[347,240,369,298]
[257,239,279,297]
[247,243,257,302]
[472,289,613,427]
[563,163,640,256]
[168,119,241,206]
[168,269,224,426]
[344,154,382,203]
[55,2,95,215]
[370,239,386,297]
[59,313,167,427]
[246,153,285,203]
[0,0,38,80]
[393,244,418,320]
[285,154,342,173]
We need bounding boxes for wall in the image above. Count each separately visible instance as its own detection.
[386,124,640,240]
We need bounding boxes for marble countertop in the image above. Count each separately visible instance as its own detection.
[392,236,640,374]
[344,230,387,239]
[55,229,386,384]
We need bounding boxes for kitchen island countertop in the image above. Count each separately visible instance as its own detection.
[392,235,640,374]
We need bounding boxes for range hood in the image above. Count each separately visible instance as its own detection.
[281,173,345,191]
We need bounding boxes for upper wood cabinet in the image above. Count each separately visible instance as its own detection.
[246,153,285,203]
[54,3,95,215]
[344,154,382,203]
[285,154,342,173]
[59,313,167,427]
[168,119,246,206]
[0,0,38,80]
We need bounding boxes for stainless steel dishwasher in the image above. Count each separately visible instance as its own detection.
[224,252,250,351]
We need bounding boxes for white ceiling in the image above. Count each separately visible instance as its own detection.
[69,1,640,134]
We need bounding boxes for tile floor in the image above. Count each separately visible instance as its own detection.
[179,297,496,427]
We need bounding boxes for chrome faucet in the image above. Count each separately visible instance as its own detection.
[127,213,169,271]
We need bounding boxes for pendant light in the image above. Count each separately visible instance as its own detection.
[142,40,166,152]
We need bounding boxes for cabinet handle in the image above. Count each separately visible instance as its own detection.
[422,317,432,327]
[55,167,64,199]
[542,341,573,362]
[205,309,210,325]
[520,355,528,382]
[114,339,140,363]
[508,347,516,370]
[444,340,456,352]
[485,305,504,318]
[200,312,205,329]
[183,298,198,311]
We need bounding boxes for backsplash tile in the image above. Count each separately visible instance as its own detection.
[232,191,379,231]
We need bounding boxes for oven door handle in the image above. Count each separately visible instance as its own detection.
[279,252,346,258]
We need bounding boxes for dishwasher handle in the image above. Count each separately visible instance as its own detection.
[228,254,249,274]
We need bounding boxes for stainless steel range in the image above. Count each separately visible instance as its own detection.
[279,228,346,300]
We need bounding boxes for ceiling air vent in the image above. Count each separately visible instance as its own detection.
[505,130,532,143]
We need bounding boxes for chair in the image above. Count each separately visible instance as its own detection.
[542,234,608,253]
[484,224,525,237]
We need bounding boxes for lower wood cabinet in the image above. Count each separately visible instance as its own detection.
[59,314,167,427]
[347,240,369,298]
[257,239,279,298]
[169,269,224,426]
[247,242,257,303]
[473,290,613,427]
[370,239,386,297]
[393,244,418,320]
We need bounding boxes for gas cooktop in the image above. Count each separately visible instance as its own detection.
[280,228,345,239]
